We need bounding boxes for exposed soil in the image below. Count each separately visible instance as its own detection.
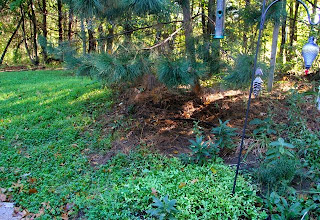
[0,65,47,72]
[88,75,320,168]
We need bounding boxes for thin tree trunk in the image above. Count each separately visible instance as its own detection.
[279,16,286,64]
[68,7,73,42]
[207,0,215,34]
[80,18,87,55]
[20,5,36,65]
[30,0,39,65]
[87,19,96,53]
[288,1,299,58]
[243,0,250,53]
[42,0,48,63]
[268,22,281,92]
[0,17,23,65]
[313,0,317,15]
[58,0,63,43]
[181,0,195,64]
[201,1,206,35]
[107,23,114,54]
[181,0,200,94]
[98,23,105,53]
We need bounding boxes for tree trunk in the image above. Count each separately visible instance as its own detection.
[201,1,206,35]
[42,0,48,63]
[20,5,36,65]
[288,1,299,59]
[0,17,23,65]
[279,16,286,64]
[207,0,215,34]
[87,19,96,53]
[181,0,195,64]
[98,23,105,53]
[107,23,114,54]
[243,0,250,53]
[68,7,73,42]
[313,0,317,15]
[181,0,199,94]
[267,22,281,92]
[58,0,63,43]
[30,0,39,65]
[80,18,87,55]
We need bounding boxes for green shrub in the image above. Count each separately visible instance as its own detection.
[180,136,220,165]
[211,119,237,149]
[256,157,297,190]
[224,54,267,89]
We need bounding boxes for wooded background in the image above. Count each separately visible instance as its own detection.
[0,0,319,91]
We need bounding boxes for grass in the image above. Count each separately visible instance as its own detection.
[0,70,267,219]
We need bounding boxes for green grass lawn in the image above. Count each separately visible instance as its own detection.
[0,70,267,219]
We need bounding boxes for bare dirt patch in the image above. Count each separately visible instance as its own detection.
[88,78,320,166]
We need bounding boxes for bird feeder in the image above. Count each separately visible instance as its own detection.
[302,36,319,75]
[214,0,226,39]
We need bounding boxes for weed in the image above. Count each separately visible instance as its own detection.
[265,138,295,162]
[211,119,237,149]
[192,121,203,137]
[146,196,178,220]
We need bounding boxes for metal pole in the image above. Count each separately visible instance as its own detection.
[232,0,267,195]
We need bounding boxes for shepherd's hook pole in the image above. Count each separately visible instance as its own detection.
[232,0,267,195]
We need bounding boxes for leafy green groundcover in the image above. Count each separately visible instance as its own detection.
[0,70,266,219]
[86,152,267,219]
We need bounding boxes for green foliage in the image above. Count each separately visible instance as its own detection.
[0,70,267,219]
[256,138,298,190]
[125,0,170,15]
[211,119,237,149]
[89,152,267,219]
[38,35,77,62]
[185,136,219,165]
[250,117,276,136]
[256,157,297,190]
[265,138,295,162]
[249,117,276,150]
[0,70,112,216]
[157,57,196,88]
[264,187,320,220]
[224,54,267,89]
[146,196,178,220]
[264,191,302,220]
[192,120,203,137]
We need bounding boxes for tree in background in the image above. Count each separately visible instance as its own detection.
[0,0,318,92]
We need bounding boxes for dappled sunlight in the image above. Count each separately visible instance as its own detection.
[68,89,107,105]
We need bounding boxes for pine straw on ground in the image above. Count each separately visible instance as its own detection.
[88,77,320,167]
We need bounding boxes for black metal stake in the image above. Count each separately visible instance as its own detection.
[232,0,267,194]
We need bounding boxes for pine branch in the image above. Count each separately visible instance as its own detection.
[143,27,183,50]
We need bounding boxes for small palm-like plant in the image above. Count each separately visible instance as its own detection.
[211,119,237,149]
[146,196,178,220]
[180,136,219,165]
[189,136,219,165]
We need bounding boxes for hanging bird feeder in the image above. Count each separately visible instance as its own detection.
[214,0,226,39]
[253,68,263,97]
[302,36,319,75]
